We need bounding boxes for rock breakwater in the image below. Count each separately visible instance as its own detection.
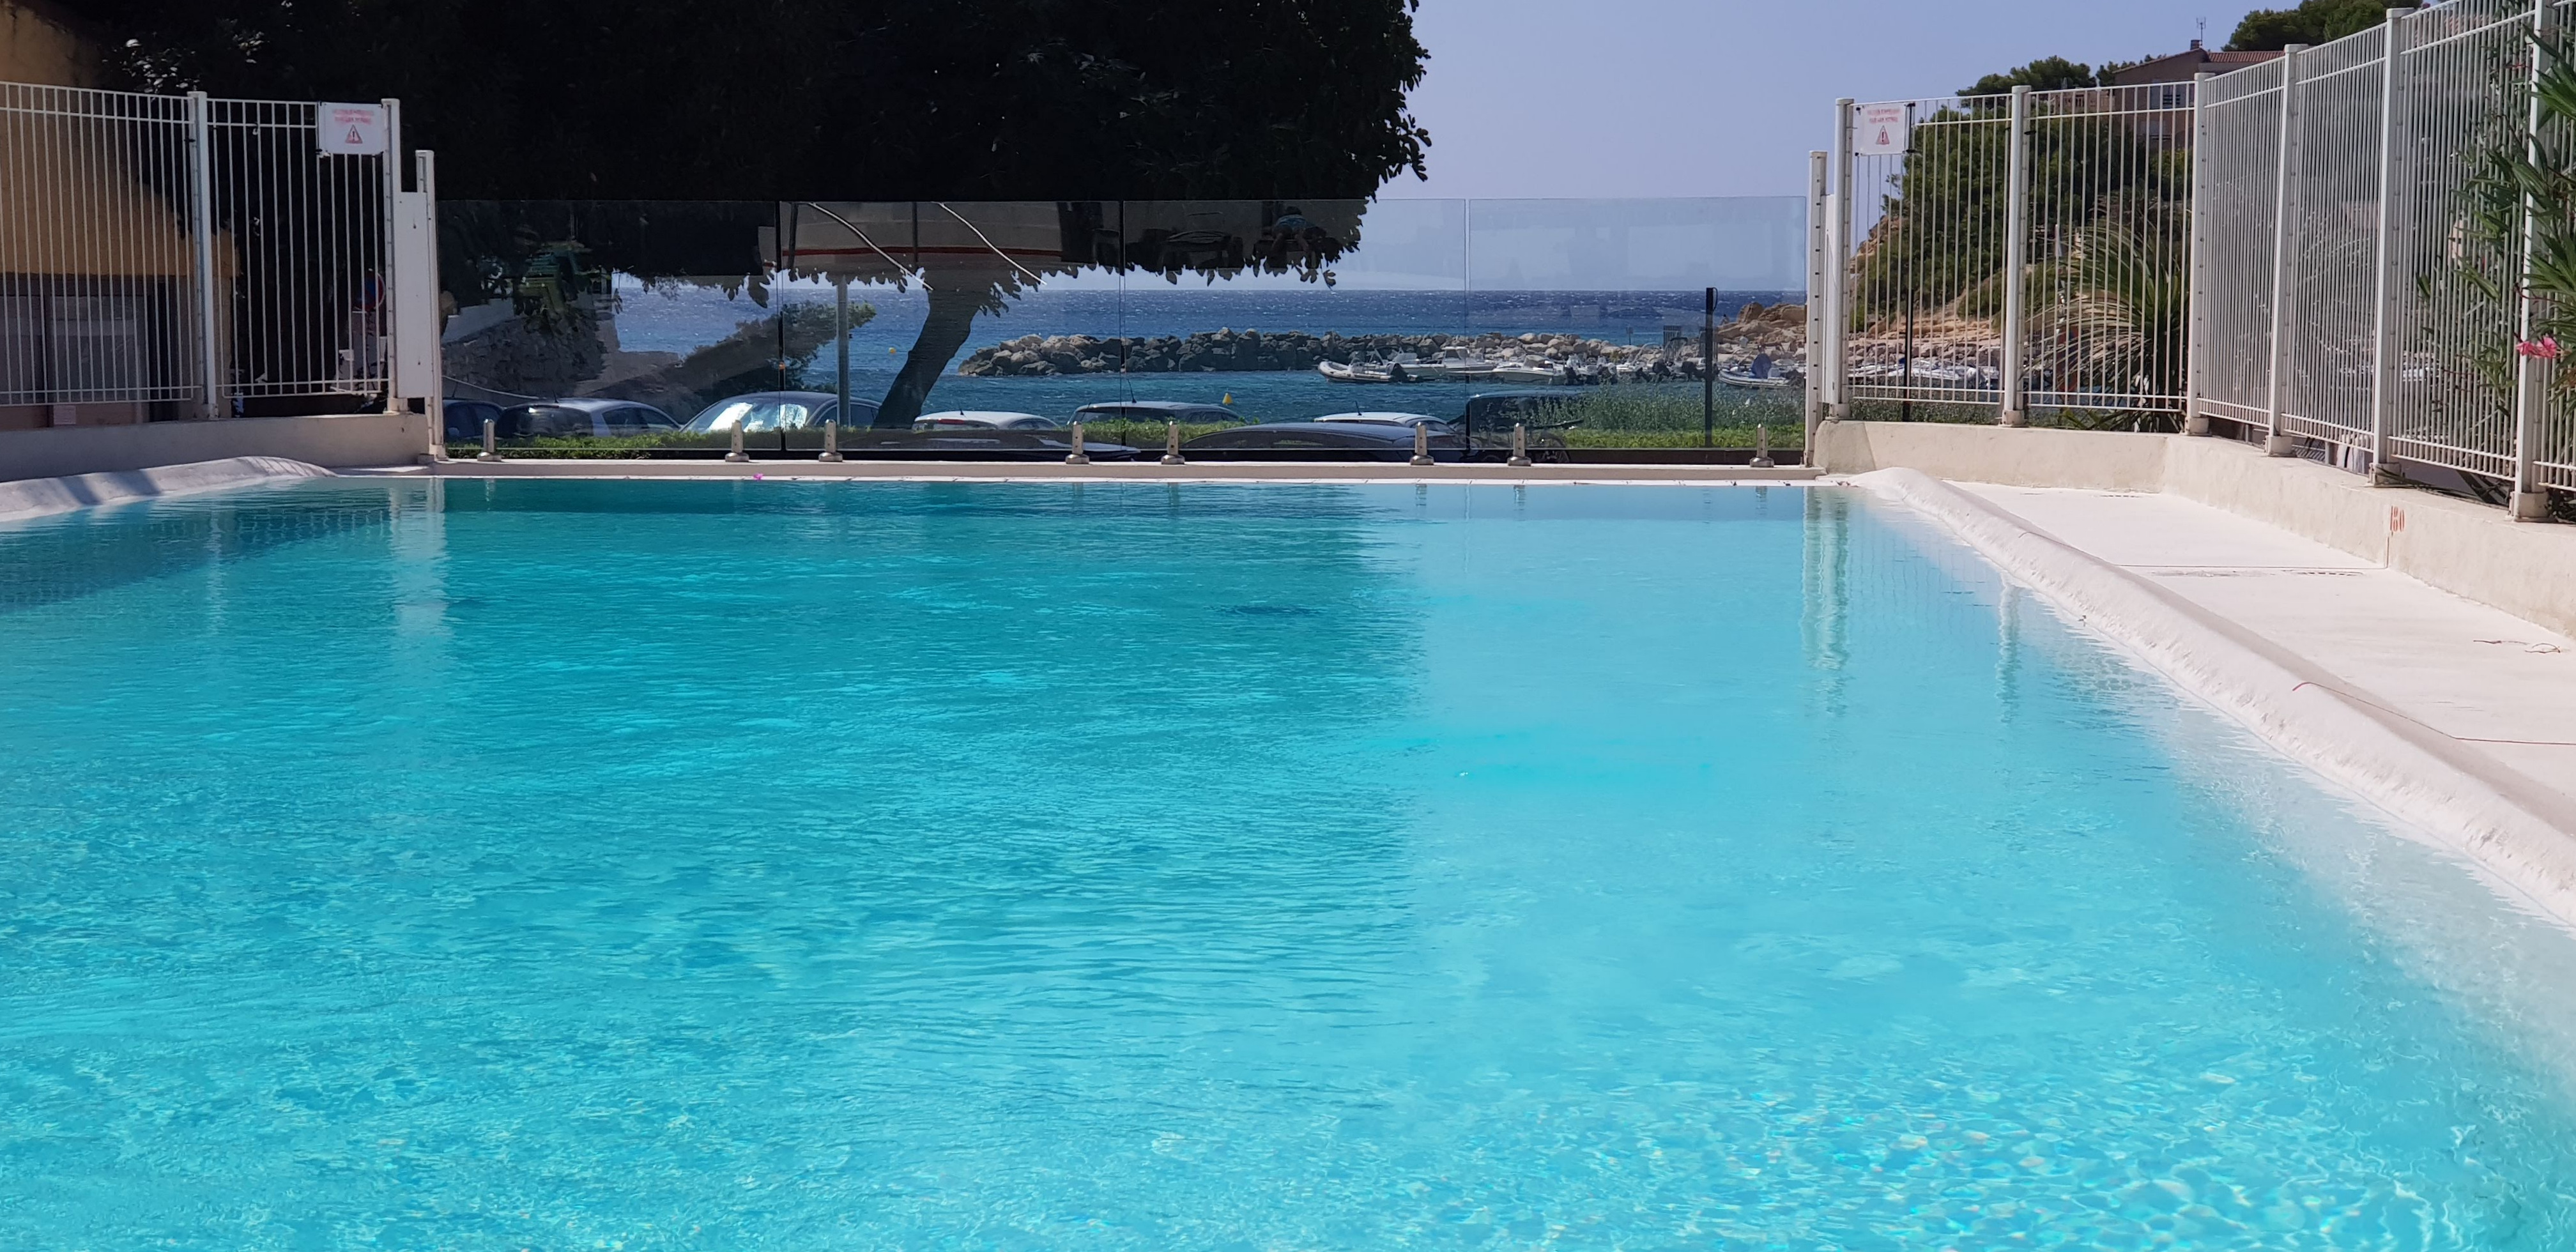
[959,303,1807,376]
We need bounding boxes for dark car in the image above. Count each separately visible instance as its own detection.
[1181,420,1466,462]
[442,399,505,443]
[1462,390,1579,434]
[686,391,880,433]
[1460,392,1578,462]
[1072,401,1245,426]
[499,398,683,439]
[833,427,1141,461]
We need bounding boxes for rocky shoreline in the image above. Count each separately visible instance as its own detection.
[959,302,1808,376]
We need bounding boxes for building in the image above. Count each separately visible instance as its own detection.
[2,0,90,86]
[2106,40,2283,87]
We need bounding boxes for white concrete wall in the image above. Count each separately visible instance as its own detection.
[1816,419,2171,491]
[1820,420,2576,638]
[0,413,431,483]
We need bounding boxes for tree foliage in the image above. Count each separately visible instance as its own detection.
[2226,0,2403,51]
[77,0,1431,201]
[2431,29,2573,436]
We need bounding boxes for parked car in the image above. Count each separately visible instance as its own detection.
[686,391,881,433]
[498,398,683,439]
[1462,391,1579,434]
[1071,401,1243,426]
[829,427,1142,461]
[1312,411,1454,429]
[913,410,1061,431]
[442,399,505,443]
[1181,420,1466,462]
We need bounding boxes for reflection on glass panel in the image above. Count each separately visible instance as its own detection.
[436,197,1813,458]
[1466,197,1810,450]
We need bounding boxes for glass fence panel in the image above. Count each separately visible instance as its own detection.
[438,197,1807,461]
[1468,197,1808,454]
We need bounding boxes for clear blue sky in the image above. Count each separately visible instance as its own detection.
[1388,0,2262,199]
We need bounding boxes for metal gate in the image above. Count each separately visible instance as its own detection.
[0,80,431,422]
[1817,82,2197,424]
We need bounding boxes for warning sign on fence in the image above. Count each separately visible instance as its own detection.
[1855,102,1910,155]
[317,103,387,156]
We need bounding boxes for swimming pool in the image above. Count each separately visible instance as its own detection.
[5,478,2575,1249]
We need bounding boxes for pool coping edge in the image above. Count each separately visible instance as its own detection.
[0,457,334,524]
[1857,466,2576,930]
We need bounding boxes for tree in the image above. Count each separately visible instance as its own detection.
[1959,57,2097,97]
[78,0,1430,201]
[2226,0,2403,51]
[86,1,1429,424]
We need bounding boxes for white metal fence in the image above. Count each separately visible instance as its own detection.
[1818,82,2196,424]
[0,80,430,421]
[2194,0,2570,514]
[1816,0,2576,514]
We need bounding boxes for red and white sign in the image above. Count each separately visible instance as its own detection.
[317,103,387,156]
[1855,103,1910,155]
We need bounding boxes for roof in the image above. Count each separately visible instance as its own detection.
[2105,42,2284,86]
[1073,400,1235,415]
[515,397,668,413]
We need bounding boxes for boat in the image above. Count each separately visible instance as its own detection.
[1318,356,1406,384]
[1317,351,1438,384]
[1490,358,1566,386]
[1718,368,1795,390]
[1425,346,1498,382]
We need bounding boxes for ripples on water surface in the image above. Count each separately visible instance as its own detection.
[3,480,2575,1249]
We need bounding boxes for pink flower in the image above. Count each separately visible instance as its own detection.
[2517,336,2562,360]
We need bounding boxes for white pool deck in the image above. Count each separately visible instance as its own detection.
[1958,483,2576,814]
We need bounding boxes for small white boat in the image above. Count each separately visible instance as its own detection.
[1489,358,1566,386]
[1425,346,1498,381]
[1718,369,1795,390]
[1318,352,1436,384]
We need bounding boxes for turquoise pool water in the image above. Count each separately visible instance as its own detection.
[4,480,2576,1249]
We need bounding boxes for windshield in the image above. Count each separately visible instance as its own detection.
[689,400,815,433]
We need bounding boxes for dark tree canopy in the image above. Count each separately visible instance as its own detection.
[1958,56,2099,97]
[2226,0,2411,50]
[77,0,1431,201]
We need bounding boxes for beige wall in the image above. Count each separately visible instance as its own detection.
[0,413,433,482]
[1817,418,2576,638]
[1,0,90,86]
[1816,420,2170,492]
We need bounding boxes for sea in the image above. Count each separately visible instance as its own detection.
[588,284,1804,424]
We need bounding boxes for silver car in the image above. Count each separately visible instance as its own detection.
[913,410,1062,431]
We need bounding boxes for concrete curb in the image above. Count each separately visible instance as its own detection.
[0,456,332,524]
[1859,466,2576,928]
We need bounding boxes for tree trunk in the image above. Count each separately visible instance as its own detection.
[874,282,990,428]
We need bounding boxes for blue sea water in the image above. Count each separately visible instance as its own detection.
[6,479,2576,1249]
[587,286,1805,424]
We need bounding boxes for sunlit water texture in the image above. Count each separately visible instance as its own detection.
[4,480,2575,1250]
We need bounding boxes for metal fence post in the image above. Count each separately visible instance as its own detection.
[1999,85,2034,427]
[379,98,401,411]
[2511,0,2557,520]
[834,274,852,436]
[2367,13,2411,478]
[2264,45,2308,456]
[413,148,443,454]
[1830,98,1855,419]
[2185,72,2215,436]
[1805,149,1828,457]
[185,91,222,418]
